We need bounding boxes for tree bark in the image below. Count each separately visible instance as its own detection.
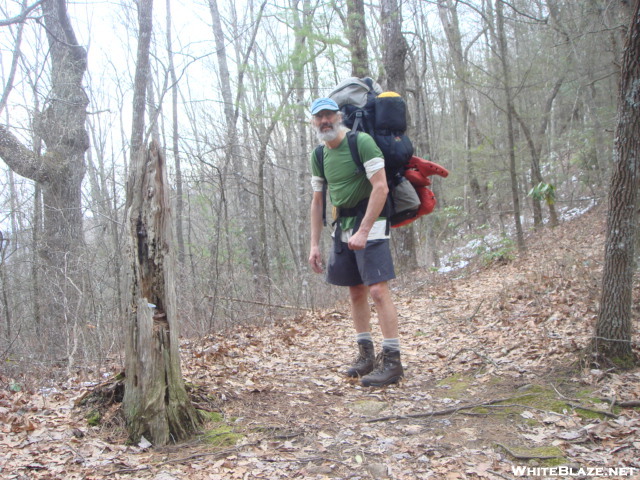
[0,0,89,360]
[166,0,185,265]
[380,0,418,272]
[292,0,311,272]
[124,141,200,445]
[123,0,200,445]
[494,0,525,251]
[592,0,639,366]
[346,0,369,77]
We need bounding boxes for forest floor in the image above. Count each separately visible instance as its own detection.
[2,204,640,480]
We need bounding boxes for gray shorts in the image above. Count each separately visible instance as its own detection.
[326,239,396,287]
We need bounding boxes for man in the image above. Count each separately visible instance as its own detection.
[308,97,404,387]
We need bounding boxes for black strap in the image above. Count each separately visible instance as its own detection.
[313,145,327,226]
[346,131,365,172]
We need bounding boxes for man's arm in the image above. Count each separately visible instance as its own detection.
[347,168,388,251]
[309,190,325,273]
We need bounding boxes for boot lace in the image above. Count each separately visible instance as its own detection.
[369,351,387,374]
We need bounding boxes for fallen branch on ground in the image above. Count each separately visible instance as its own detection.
[366,397,518,423]
[215,296,312,311]
[365,395,605,423]
[598,398,640,408]
[567,403,618,419]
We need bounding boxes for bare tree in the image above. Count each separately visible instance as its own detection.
[0,0,90,360]
[492,0,525,250]
[208,0,270,296]
[437,0,488,227]
[380,0,418,272]
[123,0,200,445]
[292,0,312,271]
[591,0,639,367]
[165,0,185,265]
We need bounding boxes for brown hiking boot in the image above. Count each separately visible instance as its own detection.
[346,340,375,377]
[361,348,404,387]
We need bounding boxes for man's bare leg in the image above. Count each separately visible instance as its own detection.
[349,284,371,333]
[368,281,398,339]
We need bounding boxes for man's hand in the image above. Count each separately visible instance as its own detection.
[348,228,368,250]
[308,246,324,273]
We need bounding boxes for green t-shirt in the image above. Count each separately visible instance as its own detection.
[311,132,384,231]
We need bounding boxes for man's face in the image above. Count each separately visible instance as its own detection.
[313,110,341,142]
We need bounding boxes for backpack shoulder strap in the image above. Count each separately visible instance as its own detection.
[313,144,325,176]
[313,145,328,226]
[346,131,365,173]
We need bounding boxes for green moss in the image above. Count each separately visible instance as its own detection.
[611,355,637,370]
[203,425,243,447]
[86,410,101,426]
[500,385,620,421]
[199,410,225,423]
[498,444,565,466]
[471,407,490,414]
[199,410,243,447]
[437,373,473,398]
[497,386,566,415]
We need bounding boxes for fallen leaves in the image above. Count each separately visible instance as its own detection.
[1,205,639,479]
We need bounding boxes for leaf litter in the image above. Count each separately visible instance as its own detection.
[0,204,639,479]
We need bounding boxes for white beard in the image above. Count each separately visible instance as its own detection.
[315,121,346,143]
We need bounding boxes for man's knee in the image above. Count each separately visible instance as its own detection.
[369,282,391,305]
[349,284,369,303]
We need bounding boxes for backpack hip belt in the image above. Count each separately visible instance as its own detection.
[332,197,369,253]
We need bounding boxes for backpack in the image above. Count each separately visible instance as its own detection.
[314,131,421,229]
[329,77,414,180]
[314,77,448,229]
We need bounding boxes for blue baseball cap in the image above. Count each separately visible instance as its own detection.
[311,97,339,115]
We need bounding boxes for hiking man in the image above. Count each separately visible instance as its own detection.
[308,97,404,387]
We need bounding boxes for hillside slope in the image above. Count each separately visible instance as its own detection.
[2,205,639,479]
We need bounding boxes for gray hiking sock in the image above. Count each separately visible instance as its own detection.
[356,332,374,343]
[382,338,400,352]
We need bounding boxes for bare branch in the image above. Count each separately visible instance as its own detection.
[0,0,44,27]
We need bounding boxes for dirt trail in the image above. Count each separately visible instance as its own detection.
[1,205,639,479]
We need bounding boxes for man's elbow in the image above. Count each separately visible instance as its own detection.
[377,182,389,197]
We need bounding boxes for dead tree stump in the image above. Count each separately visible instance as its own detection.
[123,140,200,445]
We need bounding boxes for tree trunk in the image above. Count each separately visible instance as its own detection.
[494,0,525,251]
[380,0,418,272]
[166,0,185,265]
[0,0,89,361]
[293,0,311,273]
[208,0,269,297]
[0,231,11,341]
[124,141,200,445]
[346,0,369,77]
[123,0,199,445]
[437,0,488,227]
[513,76,563,229]
[592,0,639,366]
